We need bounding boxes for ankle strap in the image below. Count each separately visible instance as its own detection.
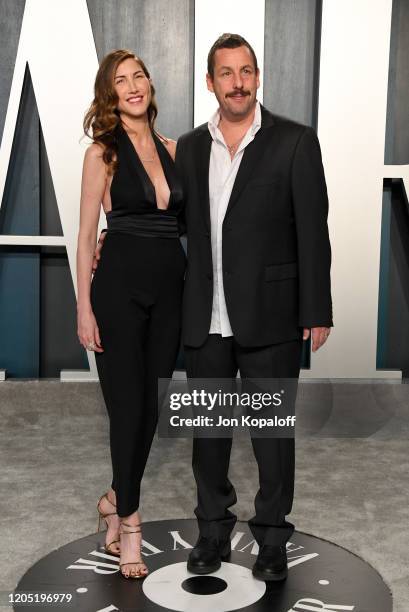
[98,493,116,507]
[120,521,141,535]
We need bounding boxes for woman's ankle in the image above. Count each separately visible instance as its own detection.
[121,510,140,526]
[107,488,117,506]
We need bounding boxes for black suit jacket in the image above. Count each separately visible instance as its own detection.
[176,104,333,348]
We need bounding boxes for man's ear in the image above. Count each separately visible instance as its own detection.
[256,68,260,90]
[206,73,214,93]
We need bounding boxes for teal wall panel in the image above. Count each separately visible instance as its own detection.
[0,67,40,378]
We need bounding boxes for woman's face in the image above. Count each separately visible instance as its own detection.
[114,57,151,118]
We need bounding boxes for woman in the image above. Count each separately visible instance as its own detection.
[76,49,185,579]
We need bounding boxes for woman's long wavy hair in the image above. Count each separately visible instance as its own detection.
[83,49,159,174]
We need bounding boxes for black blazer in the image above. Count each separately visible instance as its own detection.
[176,105,333,348]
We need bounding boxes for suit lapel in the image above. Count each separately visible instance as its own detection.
[195,127,212,232]
[224,105,275,220]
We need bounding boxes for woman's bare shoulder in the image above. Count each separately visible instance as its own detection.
[84,142,105,162]
[157,134,177,161]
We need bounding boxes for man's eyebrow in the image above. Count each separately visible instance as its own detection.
[217,64,254,71]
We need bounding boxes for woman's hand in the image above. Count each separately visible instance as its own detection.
[77,307,104,352]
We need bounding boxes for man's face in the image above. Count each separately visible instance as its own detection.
[206,45,260,120]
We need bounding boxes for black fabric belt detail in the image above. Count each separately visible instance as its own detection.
[106,211,179,238]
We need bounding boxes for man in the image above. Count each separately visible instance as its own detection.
[94,33,332,582]
[175,33,332,582]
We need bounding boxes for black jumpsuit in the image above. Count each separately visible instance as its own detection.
[90,125,185,517]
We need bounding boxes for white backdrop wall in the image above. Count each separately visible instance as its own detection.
[0,0,408,380]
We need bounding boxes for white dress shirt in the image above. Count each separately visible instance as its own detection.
[208,100,262,336]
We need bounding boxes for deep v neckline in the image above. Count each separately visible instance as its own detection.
[121,127,173,211]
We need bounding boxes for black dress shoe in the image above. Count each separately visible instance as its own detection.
[252,545,288,581]
[187,536,231,574]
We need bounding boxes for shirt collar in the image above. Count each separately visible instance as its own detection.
[208,100,261,142]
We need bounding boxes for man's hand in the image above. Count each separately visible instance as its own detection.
[92,230,107,272]
[303,327,331,352]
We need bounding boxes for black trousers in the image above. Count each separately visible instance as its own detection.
[90,232,185,517]
[185,334,302,547]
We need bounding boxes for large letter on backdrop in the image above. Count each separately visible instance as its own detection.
[0,0,100,380]
[309,0,406,379]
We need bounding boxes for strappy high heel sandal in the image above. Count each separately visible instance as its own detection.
[119,520,149,579]
[97,493,120,557]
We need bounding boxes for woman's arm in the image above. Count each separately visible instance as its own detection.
[76,144,107,352]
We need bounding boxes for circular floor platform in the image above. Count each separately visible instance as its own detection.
[15,519,392,611]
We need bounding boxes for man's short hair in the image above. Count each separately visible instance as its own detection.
[207,33,258,79]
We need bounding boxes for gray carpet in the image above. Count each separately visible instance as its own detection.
[0,381,408,611]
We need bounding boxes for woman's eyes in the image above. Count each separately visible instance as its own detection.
[116,74,143,84]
